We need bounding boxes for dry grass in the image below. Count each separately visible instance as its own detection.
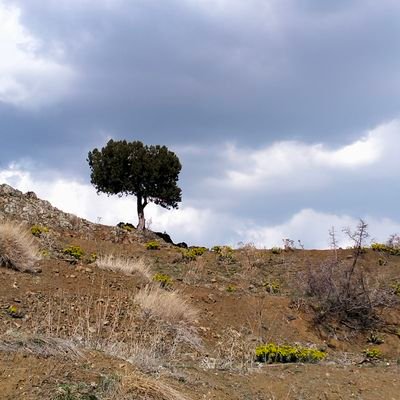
[106,372,191,400]
[0,221,39,272]
[96,254,152,281]
[135,286,198,326]
[0,332,82,359]
[27,285,200,373]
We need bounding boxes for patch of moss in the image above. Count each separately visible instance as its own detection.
[146,241,160,250]
[63,245,85,260]
[255,343,326,363]
[31,225,49,237]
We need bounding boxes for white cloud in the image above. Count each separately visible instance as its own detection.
[239,209,400,249]
[1,164,399,249]
[0,164,220,245]
[215,119,400,192]
[0,1,75,107]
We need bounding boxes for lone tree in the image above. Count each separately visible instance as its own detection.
[88,139,182,230]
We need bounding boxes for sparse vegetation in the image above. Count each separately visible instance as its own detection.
[264,280,280,294]
[30,225,49,237]
[96,255,151,281]
[153,272,173,288]
[0,222,39,272]
[302,220,397,329]
[271,247,282,255]
[363,348,382,360]
[134,286,198,325]
[255,343,326,363]
[63,245,85,260]
[146,241,160,250]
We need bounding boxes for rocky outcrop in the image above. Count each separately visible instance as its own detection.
[0,184,95,232]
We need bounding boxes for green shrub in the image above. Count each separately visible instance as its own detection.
[391,282,400,296]
[363,348,382,360]
[226,284,236,293]
[190,246,207,256]
[146,241,160,250]
[152,272,173,288]
[211,245,222,253]
[371,242,400,256]
[255,343,325,363]
[264,280,280,294]
[181,248,197,262]
[215,246,235,263]
[271,247,282,255]
[31,225,49,237]
[63,245,85,260]
[7,305,22,318]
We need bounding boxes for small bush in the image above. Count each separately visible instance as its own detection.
[63,245,85,260]
[367,331,384,345]
[117,222,135,232]
[30,225,49,237]
[271,247,282,255]
[363,348,382,360]
[226,284,236,293]
[391,282,400,296]
[146,241,160,250]
[371,242,400,256]
[255,343,326,363]
[181,247,207,262]
[153,273,173,288]
[264,280,280,294]
[190,246,207,256]
[213,245,235,263]
[0,222,39,272]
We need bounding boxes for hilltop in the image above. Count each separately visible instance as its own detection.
[0,184,399,400]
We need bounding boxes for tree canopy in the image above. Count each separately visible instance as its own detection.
[87,139,182,230]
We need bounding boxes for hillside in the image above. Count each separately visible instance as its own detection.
[0,184,399,400]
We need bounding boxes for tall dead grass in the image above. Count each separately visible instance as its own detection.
[0,221,39,272]
[27,285,200,372]
[96,254,151,281]
[135,286,198,326]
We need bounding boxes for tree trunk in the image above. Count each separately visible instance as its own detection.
[137,195,147,230]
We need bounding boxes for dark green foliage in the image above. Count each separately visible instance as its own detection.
[88,140,182,229]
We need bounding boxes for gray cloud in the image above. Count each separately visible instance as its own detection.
[1,0,400,246]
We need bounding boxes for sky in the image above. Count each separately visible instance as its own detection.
[0,0,399,248]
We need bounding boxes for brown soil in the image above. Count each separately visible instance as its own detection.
[1,217,400,399]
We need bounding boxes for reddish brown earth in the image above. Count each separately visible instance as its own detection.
[1,215,400,399]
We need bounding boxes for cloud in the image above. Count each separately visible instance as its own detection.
[1,163,400,249]
[0,1,75,107]
[214,119,399,192]
[239,208,400,249]
[0,164,226,246]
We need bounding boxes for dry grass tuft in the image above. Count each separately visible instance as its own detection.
[135,286,198,326]
[0,332,83,360]
[0,222,40,272]
[107,372,191,400]
[96,254,152,281]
